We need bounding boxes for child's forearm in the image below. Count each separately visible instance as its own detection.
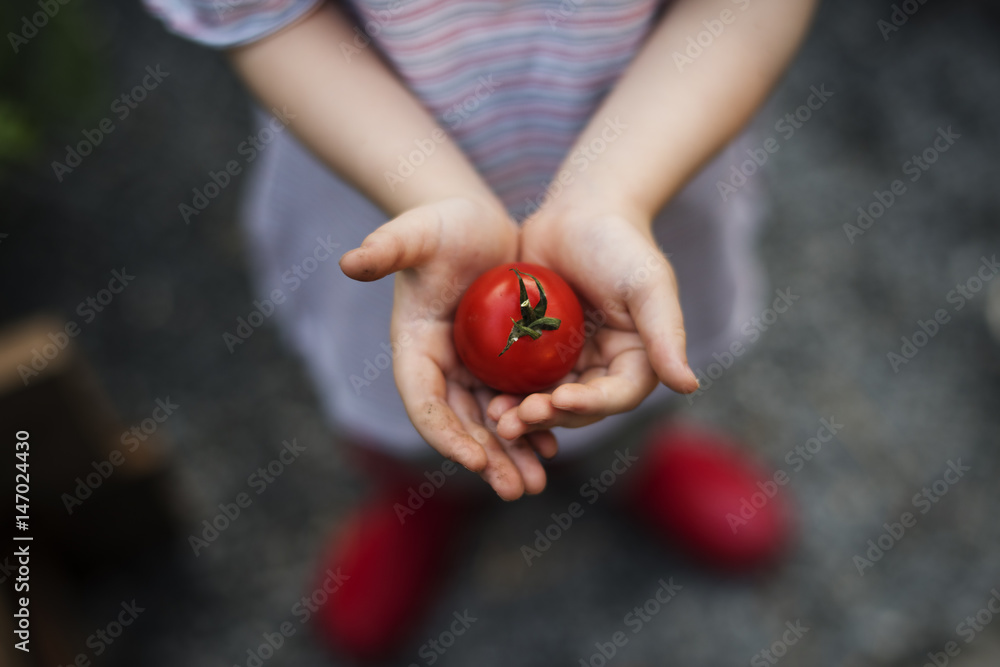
[228,3,498,217]
[550,0,818,222]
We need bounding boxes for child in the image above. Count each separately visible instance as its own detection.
[145,0,817,658]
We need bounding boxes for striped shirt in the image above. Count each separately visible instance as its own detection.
[143,0,663,216]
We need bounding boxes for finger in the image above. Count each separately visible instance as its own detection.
[496,393,551,440]
[447,381,526,500]
[525,430,559,460]
[502,437,548,495]
[487,393,522,423]
[395,351,488,474]
[550,347,657,414]
[498,396,588,439]
[483,392,556,460]
[497,342,657,437]
[486,366,583,424]
[339,207,442,282]
[496,408,528,441]
[512,393,555,427]
[626,261,699,394]
[499,402,603,439]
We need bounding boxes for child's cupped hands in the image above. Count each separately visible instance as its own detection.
[340,196,698,500]
[339,196,554,500]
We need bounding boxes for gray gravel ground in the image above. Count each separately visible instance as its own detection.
[3,0,1000,665]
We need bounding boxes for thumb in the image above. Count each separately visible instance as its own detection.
[339,206,442,282]
[626,259,699,394]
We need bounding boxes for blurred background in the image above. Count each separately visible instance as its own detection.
[2,0,1000,665]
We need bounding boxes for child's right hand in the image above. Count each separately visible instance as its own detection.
[340,196,553,500]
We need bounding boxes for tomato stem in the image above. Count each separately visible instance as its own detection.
[499,269,562,356]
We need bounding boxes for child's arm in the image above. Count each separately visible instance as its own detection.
[552,0,819,220]
[229,4,547,499]
[492,0,818,439]
[227,3,494,216]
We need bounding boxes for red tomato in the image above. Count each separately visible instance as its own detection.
[453,262,584,395]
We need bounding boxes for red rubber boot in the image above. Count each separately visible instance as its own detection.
[626,424,792,571]
[313,473,477,660]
